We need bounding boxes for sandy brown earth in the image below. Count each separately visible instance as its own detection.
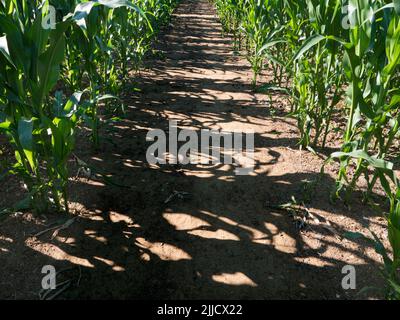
[0,0,390,299]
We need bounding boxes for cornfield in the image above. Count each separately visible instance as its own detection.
[0,0,399,301]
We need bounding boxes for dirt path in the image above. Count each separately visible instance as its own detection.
[0,0,388,299]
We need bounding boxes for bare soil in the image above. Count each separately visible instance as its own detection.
[0,0,389,299]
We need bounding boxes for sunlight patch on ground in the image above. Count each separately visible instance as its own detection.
[188,229,240,241]
[163,213,210,230]
[294,257,335,267]
[77,179,105,187]
[212,272,258,287]
[183,169,215,178]
[201,210,272,243]
[84,230,108,243]
[272,231,297,254]
[109,212,134,225]
[135,237,192,261]
[54,236,76,245]
[87,215,104,221]
[94,256,125,272]
[0,236,13,242]
[27,242,94,268]
[123,161,136,168]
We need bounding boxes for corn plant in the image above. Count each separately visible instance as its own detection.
[214,0,245,49]
[319,1,400,200]
[240,0,273,87]
[289,0,345,148]
[344,165,400,299]
[63,0,174,147]
[0,1,80,212]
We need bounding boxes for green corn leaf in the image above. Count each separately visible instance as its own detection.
[376,169,394,198]
[388,220,400,262]
[64,91,85,117]
[0,14,27,71]
[257,39,285,55]
[394,0,400,15]
[292,34,325,62]
[383,14,400,77]
[0,120,11,130]
[330,150,393,170]
[34,21,70,108]
[0,35,16,68]
[17,118,36,172]
[71,0,153,33]
[358,97,375,119]
[388,204,400,262]
[390,95,400,107]
[93,93,120,103]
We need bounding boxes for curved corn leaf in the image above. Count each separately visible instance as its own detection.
[330,150,393,170]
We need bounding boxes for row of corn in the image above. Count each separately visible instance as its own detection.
[0,0,178,213]
[213,0,400,299]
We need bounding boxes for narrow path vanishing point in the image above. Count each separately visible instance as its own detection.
[0,0,386,299]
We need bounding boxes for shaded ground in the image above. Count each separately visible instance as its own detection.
[0,0,389,299]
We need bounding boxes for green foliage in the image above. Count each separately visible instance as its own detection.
[0,0,178,213]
